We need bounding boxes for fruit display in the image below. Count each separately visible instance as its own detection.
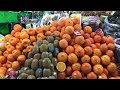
[16,36,59,79]
[0,13,120,79]
[55,17,119,79]
[114,38,120,63]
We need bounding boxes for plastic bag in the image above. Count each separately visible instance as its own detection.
[104,16,120,28]
[115,48,120,63]
[103,17,120,38]
[114,38,120,63]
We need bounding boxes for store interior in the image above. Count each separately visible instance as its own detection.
[0,11,120,79]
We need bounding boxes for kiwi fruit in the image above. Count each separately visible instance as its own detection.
[41,77,49,79]
[37,77,41,79]
[31,59,39,71]
[22,49,28,56]
[43,40,49,45]
[40,44,48,53]
[43,68,51,77]
[51,33,56,39]
[52,71,57,79]
[48,43,54,52]
[18,67,25,74]
[41,52,49,59]
[42,58,51,68]
[17,73,28,79]
[48,52,53,60]
[24,59,32,68]
[19,67,30,74]
[27,75,36,79]
[50,63,54,72]
[26,69,35,75]
[38,59,43,68]
[27,52,34,59]
[33,53,41,60]
[35,68,43,77]
[23,67,30,73]
[51,58,58,66]
[53,40,59,47]
[36,40,43,46]
[32,45,39,54]
[55,37,60,41]
[46,36,54,43]
[49,76,56,79]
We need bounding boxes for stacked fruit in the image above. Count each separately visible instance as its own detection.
[55,18,119,79]
[17,36,60,79]
[0,16,119,79]
[0,25,28,79]
[0,23,60,79]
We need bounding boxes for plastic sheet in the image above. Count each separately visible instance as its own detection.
[103,17,120,38]
[114,38,120,63]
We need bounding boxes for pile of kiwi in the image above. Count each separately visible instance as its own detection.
[17,36,60,79]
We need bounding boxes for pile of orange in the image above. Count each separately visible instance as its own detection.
[0,24,48,78]
[0,16,119,79]
[55,17,119,79]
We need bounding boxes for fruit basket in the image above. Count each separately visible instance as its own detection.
[0,13,120,79]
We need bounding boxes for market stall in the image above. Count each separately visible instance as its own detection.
[0,11,120,79]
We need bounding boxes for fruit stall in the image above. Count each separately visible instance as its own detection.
[0,11,120,79]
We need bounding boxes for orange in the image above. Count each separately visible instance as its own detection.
[81,55,90,63]
[84,26,92,34]
[72,63,81,71]
[91,55,101,65]
[56,62,66,72]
